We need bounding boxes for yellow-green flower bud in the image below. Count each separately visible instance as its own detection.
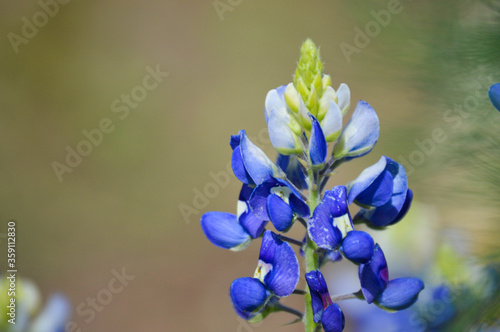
[322,74,332,92]
[284,83,299,113]
[293,39,325,108]
[307,85,319,117]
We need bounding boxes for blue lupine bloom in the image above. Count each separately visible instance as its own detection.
[489,83,500,111]
[340,230,374,264]
[231,130,283,185]
[202,39,422,330]
[229,230,300,318]
[276,154,307,190]
[249,178,309,231]
[349,156,412,227]
[305,270,345,332]
[201,185,267,251]
[358,244,389,304]
[333,100,380,160]
[309,114,327,165]
[358,244,424,308]
[308,186,353,250]
[375,278,425,311]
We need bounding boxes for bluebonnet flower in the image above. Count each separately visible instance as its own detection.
[358,244,424,310]
[489,83,500,111]
[201,184,267,251]
[249,178,309,231]
[349,156,413,227]
[230,230,299,320]
[305,270,345,332]
[201,39,423,331]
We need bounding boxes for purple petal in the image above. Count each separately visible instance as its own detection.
[321,303,345,332]
[305,270,332,323]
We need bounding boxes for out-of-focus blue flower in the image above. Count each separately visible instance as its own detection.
[358,244,389,304]
[231,130,283,185]
[489,83,500,111]
[309,114,327,166]
[249,178,309,231]
[340,230,374,264]
[308,186,353,250]
[375,278,425,311]
[349,156,412,227]
[230,231,300,319]
[201,186,267,251]
[276,154,307,190]
[27,294,71,332]
[333,101,379,161]
[305,270,345,332]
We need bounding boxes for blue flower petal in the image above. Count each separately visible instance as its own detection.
[28,294,71,332]
[308,199,343,250]
[324,186,349,218]
[289,193,310,217]
[230,277,270,319]
[267,194,294,231]
[201,212,251,251]
[305,270,332,323]
[321,303,345,332]
[359,244,389,304]
[388,188,413,226]
[489,83,500,112]
[347,156,387,204]
[240,130,276,185]
[341,230,374,264]
[333,100,379,160]
[268,109,302,155]
[356,187,411,227]
[232,145,254,185]
[230,134,241,150]
[276,154,308,190]
[376,278,424,311]
[238,185,268,238]
[257,231,299,297]
[309,114,327,165]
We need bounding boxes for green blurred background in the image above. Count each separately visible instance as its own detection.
[0,0,499,331]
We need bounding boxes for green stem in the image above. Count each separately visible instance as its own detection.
[304,168,321,332]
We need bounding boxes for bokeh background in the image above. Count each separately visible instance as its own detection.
[0,0,499,331]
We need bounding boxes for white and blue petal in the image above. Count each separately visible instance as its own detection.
[333,101,379,160]
[340,230,374,264]
[375,278,424,311]
[239,130,279,185]
[256,231,299,297]
[336,83,351,116]
[318,86,337,120]
[321,100,343,142]
[309,114,327,165]
[358,244,389,304]
[230,277,270,320]
[201,212,251,251]
[265,85,287,122]
[276,154,308,190]
[308,199,343,250]
[268,109,303,155]
[489,83,500,112]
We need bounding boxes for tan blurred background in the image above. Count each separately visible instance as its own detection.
[0,1,498,331]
